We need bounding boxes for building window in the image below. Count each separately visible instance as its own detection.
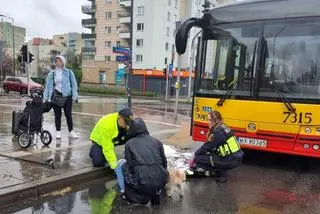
[136,39,143,47]
[166,27,170,36]
[105,27,112,34]
[106,12,112,19]
[99,71,106,83]
[137,6,144,16]
[137,23,144,31]
[116,41,121,47]
[136,54,143,62]
[165,57,168,65]
[175,0,178,8]
[165,42,169,51]
[106,0,112,4]
[105,56,111,62]
[167,12,171,21]
[168,0,171,5]
[105,41,112,48]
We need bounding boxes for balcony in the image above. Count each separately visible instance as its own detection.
[81,33,96,41]
[82,18,96,28]
[118,11,131,18]
[119,17,131,24]
[119,0,131,7]
[119,31,130,39]
[82,5,96,14]
[82,46,96,53]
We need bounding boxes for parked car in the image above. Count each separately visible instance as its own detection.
[3,77,43,94]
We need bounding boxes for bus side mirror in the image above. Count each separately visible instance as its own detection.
[175,18,199,55]
[175,15,212,55]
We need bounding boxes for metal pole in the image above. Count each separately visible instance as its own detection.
[11,18,15,76]
[174,55,181,117]
[27,48,30,96]
[188,31,201,99]
[127,0,133,108]
[0,44,2,92]
[165,65,169,101]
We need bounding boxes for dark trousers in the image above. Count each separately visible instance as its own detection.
[53,96,73,132]
[89,142,107,167]
[194,153,242,174]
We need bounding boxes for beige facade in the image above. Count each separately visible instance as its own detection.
[82,0,129,84]
[53,32,83,55]
[28,38,61,77]
[0,21,26,55]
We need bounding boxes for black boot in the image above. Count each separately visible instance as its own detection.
[151,193,160,205]
[215,171,228,183]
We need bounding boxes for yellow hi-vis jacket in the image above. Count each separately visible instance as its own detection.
[90,113,119,169]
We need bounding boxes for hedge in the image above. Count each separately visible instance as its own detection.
[79,86,158,97]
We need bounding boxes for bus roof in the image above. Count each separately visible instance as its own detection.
[210,0,320,24]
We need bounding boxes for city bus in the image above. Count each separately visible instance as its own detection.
[175,0,320,157]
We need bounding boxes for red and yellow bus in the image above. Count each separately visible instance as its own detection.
[175,0,320,157]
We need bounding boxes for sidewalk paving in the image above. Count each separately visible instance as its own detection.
[0,100,192,207]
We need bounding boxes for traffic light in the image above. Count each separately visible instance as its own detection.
[163,68,167,76]
[20,45,27,62]
[28,53,34,63]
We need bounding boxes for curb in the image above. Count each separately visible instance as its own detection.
[0,166,114,209]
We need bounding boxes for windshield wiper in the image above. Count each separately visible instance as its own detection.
[217,82,238,106]
[271,81,296,113]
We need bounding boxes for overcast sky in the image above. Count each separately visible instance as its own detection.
[0,0,89,40]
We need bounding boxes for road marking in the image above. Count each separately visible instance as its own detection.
[0,103,182,128]
[72,111,181,128]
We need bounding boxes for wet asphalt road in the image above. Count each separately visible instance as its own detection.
[1,95,320,213]
[5,150,320,214]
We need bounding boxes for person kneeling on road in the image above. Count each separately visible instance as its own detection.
[89,107,133,169]
[115,117,169,205]
[190,110,244,183]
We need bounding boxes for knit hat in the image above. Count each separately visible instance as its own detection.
[118,108,133,122]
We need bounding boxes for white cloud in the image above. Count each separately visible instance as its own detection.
[0,0,89,40]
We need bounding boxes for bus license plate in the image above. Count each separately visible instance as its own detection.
[238,137,267,148]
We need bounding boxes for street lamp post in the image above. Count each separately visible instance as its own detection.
[0,15,15,76]
[127,0,134,108]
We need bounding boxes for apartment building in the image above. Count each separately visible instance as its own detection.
[132,0,180,70]
[53,32,84,55]
[82,0,128,84]
[28,38,62,77]
[0,21,26,55]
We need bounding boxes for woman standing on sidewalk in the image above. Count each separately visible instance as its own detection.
[43,55,79,139]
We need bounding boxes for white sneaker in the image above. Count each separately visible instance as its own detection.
[56,131,61,139]
[69,131,79,139]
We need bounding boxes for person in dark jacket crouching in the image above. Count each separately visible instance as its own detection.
[190,110,244,183]
[116,117,169,205]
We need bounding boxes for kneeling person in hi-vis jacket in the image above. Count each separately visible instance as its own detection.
[190,110,244,183]
[89,108,133,169]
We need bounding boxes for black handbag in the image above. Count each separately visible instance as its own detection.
[51,70,72,107]
[51,90,68,107]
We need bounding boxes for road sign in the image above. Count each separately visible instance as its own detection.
[169,64,173,74]
[113,47,130,55]
[116,55,129,62]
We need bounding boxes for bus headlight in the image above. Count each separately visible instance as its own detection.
[303,144,309,149]
[313,145,320,151]
[200,130,205,135]
[305,127,311,134]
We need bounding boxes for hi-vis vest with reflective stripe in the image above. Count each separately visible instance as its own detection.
[215,124,241,157]
[217,136,241,157]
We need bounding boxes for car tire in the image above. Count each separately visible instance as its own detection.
[3,86,9,93]
[20,88,27,94]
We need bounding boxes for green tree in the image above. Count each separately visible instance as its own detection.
[64,48,82,86]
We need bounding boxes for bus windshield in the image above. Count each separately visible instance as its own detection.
[198,20,320,101]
